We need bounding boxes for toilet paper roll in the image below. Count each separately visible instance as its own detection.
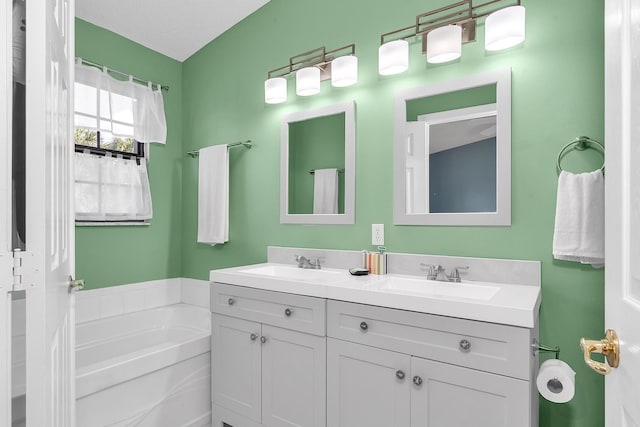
[536,359,576,403]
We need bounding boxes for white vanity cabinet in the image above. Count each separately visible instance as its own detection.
[210,275,538,427]
[211,283,327,427]
[326,300,537,427]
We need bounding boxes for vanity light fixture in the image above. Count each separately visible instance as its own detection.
[378,0,525,74]
[331,55,359,87]
[426,24,462,64]
[264,44,357,103]
[265,77,287,104]
[296,67,321,96]
[485,5,526,51]
[378,40,409,75]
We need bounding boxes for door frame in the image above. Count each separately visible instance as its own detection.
[0,0,13,423]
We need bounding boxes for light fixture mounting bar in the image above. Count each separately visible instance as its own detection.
[470,0,521,19]
[267,44,356,80]
[380,0,521,46]
[416,1,472,34]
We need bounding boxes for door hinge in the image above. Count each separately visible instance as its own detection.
[11,249,35,292]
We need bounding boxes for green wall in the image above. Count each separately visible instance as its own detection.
[74,19,183,288]
[181,1,605,426]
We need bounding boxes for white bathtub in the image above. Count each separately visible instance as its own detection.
[76,303,211,427]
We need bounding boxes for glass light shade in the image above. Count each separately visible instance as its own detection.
[264,77,287,104]
[331,55,358,87]
[296,67,321,96]
[378,40,409,75]
[485,6,526,51]
[426,25,462,64]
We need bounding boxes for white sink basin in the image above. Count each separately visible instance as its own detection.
[366,276,500,301]
[237,264,345,284]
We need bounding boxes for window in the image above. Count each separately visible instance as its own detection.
[73,62,166,223]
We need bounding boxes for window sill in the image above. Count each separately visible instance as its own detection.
[75,221,150,227]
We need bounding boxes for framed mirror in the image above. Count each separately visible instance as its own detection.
[393,69,511,226]
[280,101,355,224]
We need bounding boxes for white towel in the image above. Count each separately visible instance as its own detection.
[313,168,339,214]
[552,170,604,268]
[197,145,229,246]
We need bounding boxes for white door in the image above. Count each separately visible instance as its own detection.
[24,0,76,425]
[404,122,429,215]
[410,357,530,427]
[261,325,326,427]
[601,0,640,425]
[0,0,14,423]
[327,338,411,427]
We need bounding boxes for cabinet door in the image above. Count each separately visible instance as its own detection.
[212,314,262,422]
[327,338,411,427]
[410,357,530,427]
[261,325,326,427]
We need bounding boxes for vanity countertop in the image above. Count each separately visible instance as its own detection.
[210,263,540,329]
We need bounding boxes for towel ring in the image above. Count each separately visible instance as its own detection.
[556,136,605,172]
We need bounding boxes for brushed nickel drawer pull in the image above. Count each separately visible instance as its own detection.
[459,339,471,352]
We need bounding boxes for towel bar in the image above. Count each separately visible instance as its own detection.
[556,136,604,172]
[308,168,345,174]
[187,140,252,158]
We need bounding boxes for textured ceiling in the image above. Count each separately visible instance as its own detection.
[75,0,270,62]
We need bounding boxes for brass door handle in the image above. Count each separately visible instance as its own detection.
[580,329,620,375]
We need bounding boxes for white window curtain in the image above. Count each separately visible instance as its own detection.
[74,60,167,144]
[74,152,153,221]
[74,60,166,222]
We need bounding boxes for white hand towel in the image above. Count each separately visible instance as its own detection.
[313,168,339,214]
[552,170,604,268]
[197,145,229,246]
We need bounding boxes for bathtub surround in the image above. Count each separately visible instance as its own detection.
[75,1,605,426]
[74,281,211,426]
[76,304,211,427]
[75,278,210,323]
[182,278,212,309]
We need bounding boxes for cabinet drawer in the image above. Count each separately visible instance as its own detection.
[212,283,326,336]
[327,300,532,380]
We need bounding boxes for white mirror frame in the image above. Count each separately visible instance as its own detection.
[393,68,511,226]
[280,101,356,225]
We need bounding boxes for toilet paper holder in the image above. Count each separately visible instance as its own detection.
[532,339,560,359]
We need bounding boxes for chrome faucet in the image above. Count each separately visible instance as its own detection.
[295,255,323,270]
[420,263,469,283]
